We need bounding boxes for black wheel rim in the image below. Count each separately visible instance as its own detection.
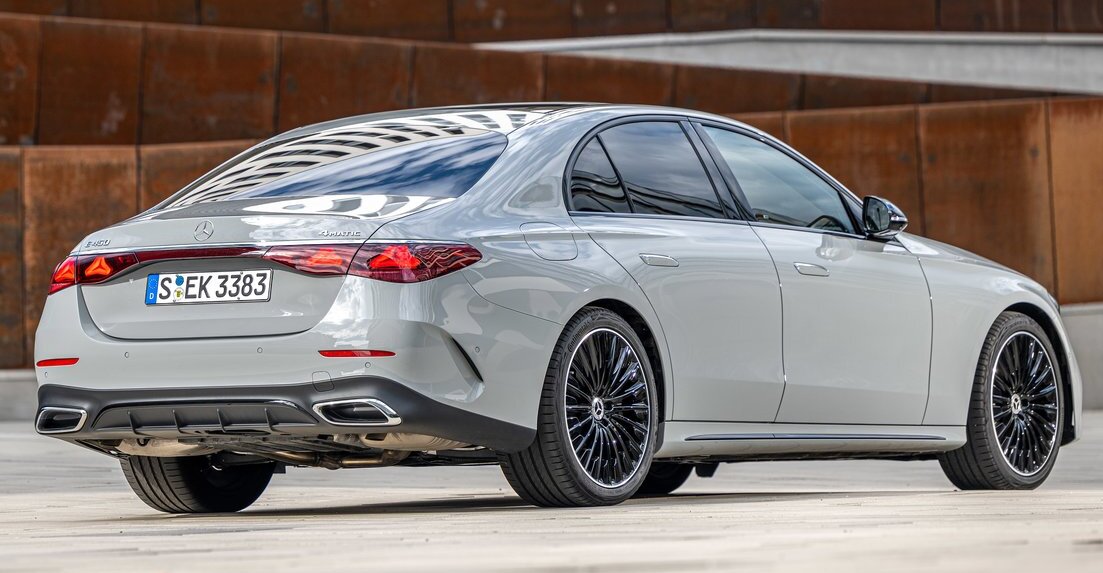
[991,331,1060,477]
[564,328,651,488]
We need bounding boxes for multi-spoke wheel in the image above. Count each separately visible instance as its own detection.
[564,328,651,488]
[499,307,658,506]
[940,312,1064,490]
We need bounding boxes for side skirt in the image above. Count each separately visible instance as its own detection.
[655,421,965,459]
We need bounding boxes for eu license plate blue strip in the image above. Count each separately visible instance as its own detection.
[144,274,160,305]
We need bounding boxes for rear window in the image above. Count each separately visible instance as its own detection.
[158,126,507,209]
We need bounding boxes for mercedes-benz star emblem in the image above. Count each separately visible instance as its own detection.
[193,220,214,242]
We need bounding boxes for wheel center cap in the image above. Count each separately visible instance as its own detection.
[591,397,606,421]
[1010,394,1023,415]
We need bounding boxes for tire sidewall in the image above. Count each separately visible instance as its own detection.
[980,315,1064,488]
[552,311,659,503]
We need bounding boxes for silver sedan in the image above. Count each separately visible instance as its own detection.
[33,104,1082,512]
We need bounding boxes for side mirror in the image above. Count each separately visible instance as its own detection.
[862,196,908,239]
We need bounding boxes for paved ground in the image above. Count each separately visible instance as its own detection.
[1,416,1101,573]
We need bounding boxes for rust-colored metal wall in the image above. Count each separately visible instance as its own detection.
[141,24,278,143]
[919,100,1055,292]
[1048,98,1103,305]
[0,15,40,145]
[788,105,924,233]
[0,13,1061,146]
[37,18,142,145]
[139,140,255,210]
[20,147,137,363]
[1,0,1090,36]
[3,96,1102,368]
[277,33,412,131]
[0,148,22,368]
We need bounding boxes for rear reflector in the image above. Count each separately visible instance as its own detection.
[318,350,395,358]
[36,358,79,367]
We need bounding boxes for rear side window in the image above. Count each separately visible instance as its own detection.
[570,139,631,213]
[159,126,507,209]
[596,122,725,219]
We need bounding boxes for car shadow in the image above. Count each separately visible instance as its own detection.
[95,489,952,522]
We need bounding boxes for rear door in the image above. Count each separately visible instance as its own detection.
[697,123,932,425]
[569,119,785,422]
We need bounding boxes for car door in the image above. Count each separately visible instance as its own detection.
[697,123,932,425]
[568,119,785,422]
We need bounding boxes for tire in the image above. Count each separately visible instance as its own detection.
[499,307,659,507]
[939,311,1064,490]
[633,462,692,497]
[120,455,275,513]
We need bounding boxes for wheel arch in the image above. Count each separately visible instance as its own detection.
[1004,302,1078,444]
[575,298,669,424]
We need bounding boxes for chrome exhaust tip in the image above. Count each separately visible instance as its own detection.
[35,407,88,434]
[312,399,401,427]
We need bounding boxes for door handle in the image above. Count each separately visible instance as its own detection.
[640,253,679,267]
[794,262,829,277]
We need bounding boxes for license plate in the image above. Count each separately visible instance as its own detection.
[144,270,272,305]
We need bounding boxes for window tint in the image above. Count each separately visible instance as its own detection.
[702,126,855,233]
[598,122,725,219]
[570,139,630,213]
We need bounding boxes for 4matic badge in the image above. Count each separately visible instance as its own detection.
[319,230,361,238]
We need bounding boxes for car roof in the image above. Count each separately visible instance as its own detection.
[275,103,759,141]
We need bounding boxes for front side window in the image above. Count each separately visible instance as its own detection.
[596,122,726,219]
[702,126,855,234]
[570,138,631,214]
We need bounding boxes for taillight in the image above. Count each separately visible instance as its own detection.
[48,257,78,294]
[263,244,360,275]
[77,253,138,284]
[350,243,482,283]
[48,252,138,295]
[45,241,481,295]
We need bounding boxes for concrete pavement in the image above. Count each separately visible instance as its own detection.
[1,415,1101,572]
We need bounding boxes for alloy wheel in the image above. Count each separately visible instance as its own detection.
[991,331,1060,476]
[564,328,651,488]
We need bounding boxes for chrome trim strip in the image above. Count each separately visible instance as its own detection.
[685,433,947,442]
[35,407,89,435]
[311,398,402,427]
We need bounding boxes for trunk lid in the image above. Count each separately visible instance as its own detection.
[76,196,451,340]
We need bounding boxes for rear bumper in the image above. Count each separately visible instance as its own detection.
[35,376,536,452]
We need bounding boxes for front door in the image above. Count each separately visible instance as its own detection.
[698,124,932,425]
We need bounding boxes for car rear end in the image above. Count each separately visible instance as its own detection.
[33,110,561,460]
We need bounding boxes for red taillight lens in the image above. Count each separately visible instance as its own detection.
[263,244,360,275]
[48,252,138,295]
[77,253,138,284]
[350,243,481,283]
[49,257,78,294]
[135,246,265,264]
[318,350,395,358]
